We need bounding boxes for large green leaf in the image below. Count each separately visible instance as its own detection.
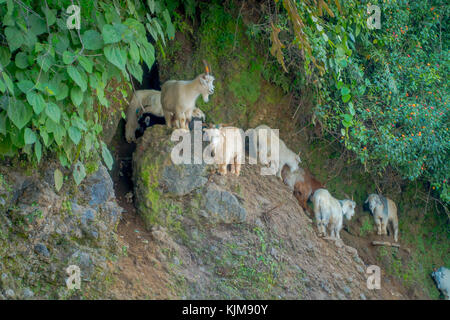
[28,15,47,36]
[52,124,65,146]
[162,9,175,39]
[53,33,70,54]
[342,94,351,103]
[17,80,34,93]
[0,112,6,135]
[55,83,69,101]
[340,86,350,96]
[8,100,33,129]
[67,65,87,91]
[126,60,143,83]
[139,42,155,69]
[104,45,127,71]
[73,162,86,185]
[45,102,61,123]
[63,51,77,64]
[26,91,46,115]
[101,142,113,170]
[43,6,56,26]
[40,129,50,147]
[15,52,29,69]
[54,169,63,191]
[0,135,14,156]
[4,27,24,51]
[2,72,14,95]
[34,140,42,162]
[0,47,11,69]
[24,128,37,144]
[0,79,5,93]
[70,87,84,107]
[68,126,81,145]
[37,54,55,72]
[82,30,104,50]
[102,24,121,44]
[78,55,93,73]
[129,41,140,64]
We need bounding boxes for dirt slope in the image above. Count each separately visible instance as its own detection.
[107,126,407,299]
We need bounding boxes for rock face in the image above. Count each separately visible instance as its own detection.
[432,267,450,300]
[161,164,208,196]
[203,183,246,223]
[0,161,122,299]
[131,126,400,300]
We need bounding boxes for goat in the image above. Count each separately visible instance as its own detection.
[125,89,162,142]
[282,166,324,215]
[311,189,356,239]
[364,194,399,242]
[251,125,301,178]
[203,126,244,176]
[135,113,166,139]
[432,267,450,300]
[161,61,215,130]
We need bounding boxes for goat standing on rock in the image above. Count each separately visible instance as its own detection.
[125,89,162,143]
[161,61,214,130]
[203,126,244,176]
[365,194,399,242]
[312,189,356,239]
[251,124,301,177]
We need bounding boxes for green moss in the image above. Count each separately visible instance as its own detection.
[140,161,163,228]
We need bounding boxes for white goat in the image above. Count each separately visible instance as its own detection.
[161,61,214,129]
[191,107,206,122]
[203,126,244,176]
[365,194,399,242]
[251,124,301,178]
[125,89,162,143]
[311,189,356,239]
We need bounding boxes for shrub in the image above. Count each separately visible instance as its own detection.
[263,0,449,203]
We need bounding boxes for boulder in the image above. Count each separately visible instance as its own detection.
[202,183,246,223]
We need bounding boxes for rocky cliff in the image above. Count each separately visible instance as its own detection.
[0,160,122,299]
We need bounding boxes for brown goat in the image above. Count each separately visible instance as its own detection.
[282,165,324,215]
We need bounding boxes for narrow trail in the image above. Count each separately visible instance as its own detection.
[108,120,173,299]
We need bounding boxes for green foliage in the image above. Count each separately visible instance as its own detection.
[0,0,175,185]
[359,216,374,237]
[268,0,449,203]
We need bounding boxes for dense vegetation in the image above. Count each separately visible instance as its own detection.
[255,0,449,204]
[1,0,446,204]
[0,0,175,187]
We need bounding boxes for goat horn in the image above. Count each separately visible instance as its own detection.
[203,60,210,75]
